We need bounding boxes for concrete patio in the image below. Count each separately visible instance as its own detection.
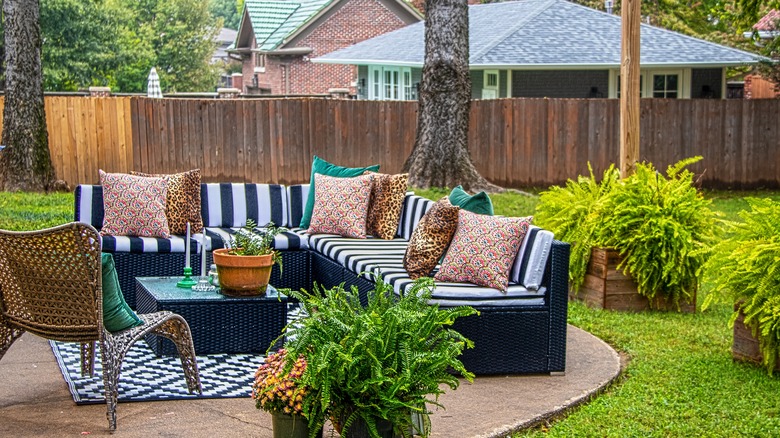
[0,324,621,437]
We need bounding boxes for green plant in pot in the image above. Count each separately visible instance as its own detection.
[535,157,716,309]
[252,348,323,438]
[702,197,780,374]
[281,277,477,438]
[212,219,287,296]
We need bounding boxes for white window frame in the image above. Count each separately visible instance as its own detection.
[482,70,500,99]
[368,66,414,100]
[609,69,691,99]
[254,53,266,73]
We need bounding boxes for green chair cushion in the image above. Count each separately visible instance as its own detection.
[449,185,494,216]
[101,253,143,332]
[299,155,380,228]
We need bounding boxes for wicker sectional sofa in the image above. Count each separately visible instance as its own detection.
[75,183,570,375]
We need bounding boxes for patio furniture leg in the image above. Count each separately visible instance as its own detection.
[80,341,96,377]
[151,316,202,394]
[0,322,24,361]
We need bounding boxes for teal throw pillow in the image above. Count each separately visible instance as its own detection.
[449,185,494,216]
[101,253,143,332]
[299,155,380,228]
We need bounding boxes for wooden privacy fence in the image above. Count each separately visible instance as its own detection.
[0,96,778,188]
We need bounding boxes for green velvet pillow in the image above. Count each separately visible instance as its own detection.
[449,185,494,216]
[300,155,380,228]
[101,253,143,332]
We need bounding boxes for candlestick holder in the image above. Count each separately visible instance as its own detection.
[177,267,198,288]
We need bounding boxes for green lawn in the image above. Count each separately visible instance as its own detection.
[3,188,780,436]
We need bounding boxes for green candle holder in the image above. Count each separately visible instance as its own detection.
[177,267,198,288]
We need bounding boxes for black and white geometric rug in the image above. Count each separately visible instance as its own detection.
[50,339,265,405]
[51,305,305,405]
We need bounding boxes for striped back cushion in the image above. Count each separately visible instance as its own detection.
[74,185,105,228]
[510,226,554,290]
[201,183,288,228]
[287,184,310,229]
[396,193,435,240]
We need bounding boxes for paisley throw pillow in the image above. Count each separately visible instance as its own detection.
[435,210,531,291]
[307,173,373,238]
[403,197,459,279]
[99,170,170,238]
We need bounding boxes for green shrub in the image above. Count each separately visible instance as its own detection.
[535,157,716,307]
[702,197,780,373]
[596,158,716,306]
[281,277,477,437]
[533,164,620,291]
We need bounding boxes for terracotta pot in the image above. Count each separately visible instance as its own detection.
[212,248,274,296]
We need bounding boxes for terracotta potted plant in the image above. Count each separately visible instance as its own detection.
[252,349,323,438]
[212,219,286,296]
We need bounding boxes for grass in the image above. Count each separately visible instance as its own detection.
[3,187,780,436]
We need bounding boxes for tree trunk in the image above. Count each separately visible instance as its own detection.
[0,0,55,192]
[401,0,501,193]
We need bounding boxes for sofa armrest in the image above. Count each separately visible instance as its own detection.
[74,185,105,229]
[547,240,570,372]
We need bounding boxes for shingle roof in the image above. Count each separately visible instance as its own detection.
[315,0,762,68]
[754,9,779,31]
[245,0,332,51]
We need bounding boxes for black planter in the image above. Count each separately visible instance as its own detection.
[343,417,398,438]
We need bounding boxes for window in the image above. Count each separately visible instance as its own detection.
[652,74,679,98]
[482,70,499,99]
[367,66,414,100]
[254,54,266,73]
[616,75,644,98]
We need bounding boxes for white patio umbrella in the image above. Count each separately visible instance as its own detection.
[147,67,163,98]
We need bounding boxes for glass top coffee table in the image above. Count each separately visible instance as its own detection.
[135,277,288,356]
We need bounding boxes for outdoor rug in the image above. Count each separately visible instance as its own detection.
[51,305,305,405]
[51,339,265,405]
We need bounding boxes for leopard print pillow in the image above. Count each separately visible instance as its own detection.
[365,172,408,240]
[403,197,459,279]
[131,169,203,235]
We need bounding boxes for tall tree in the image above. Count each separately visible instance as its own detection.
[402,0,499,192]
[0,0,55,192]
[209,0,240,29]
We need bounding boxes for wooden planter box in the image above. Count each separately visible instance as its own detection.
[732,308,780,372]
[569,247,696,313]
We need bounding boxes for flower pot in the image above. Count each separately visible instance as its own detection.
[732,306,780,372]
[271,412,322,438]
[569,247,696,312]
[212,248,274,296]
[343,416,398,438]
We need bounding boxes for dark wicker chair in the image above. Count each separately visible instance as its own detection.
[0,223,202,432]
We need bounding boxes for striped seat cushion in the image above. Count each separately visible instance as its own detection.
[396,193,435,240]
[99,234,197,254]
[306,233,546,307]
[201,183,288,228]
[202,227,309,251]
[287,184,310,229]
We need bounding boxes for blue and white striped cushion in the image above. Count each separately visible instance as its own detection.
[202,227,309,251]
[201,183,288,228]
[306,234,545,307]
[100,234,196,254]
[396,193,435,240]
[287,184,310,229]
[510,226,554,290]
[74,185,105,228]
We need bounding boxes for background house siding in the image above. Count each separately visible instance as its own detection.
[511,70,609,98]
[691,68,723,99]
[289,0,410,94]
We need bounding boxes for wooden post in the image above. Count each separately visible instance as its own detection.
[620,0,641,178]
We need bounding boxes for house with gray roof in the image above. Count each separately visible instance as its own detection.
[230,0,421,95]
[315,0,763,100]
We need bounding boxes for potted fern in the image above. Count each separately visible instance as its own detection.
[212,219,287,296]
[535,157,716,311]
[702,197,780,374]
[281,277,477,438]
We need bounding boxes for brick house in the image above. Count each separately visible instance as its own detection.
[230,0,422,96]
